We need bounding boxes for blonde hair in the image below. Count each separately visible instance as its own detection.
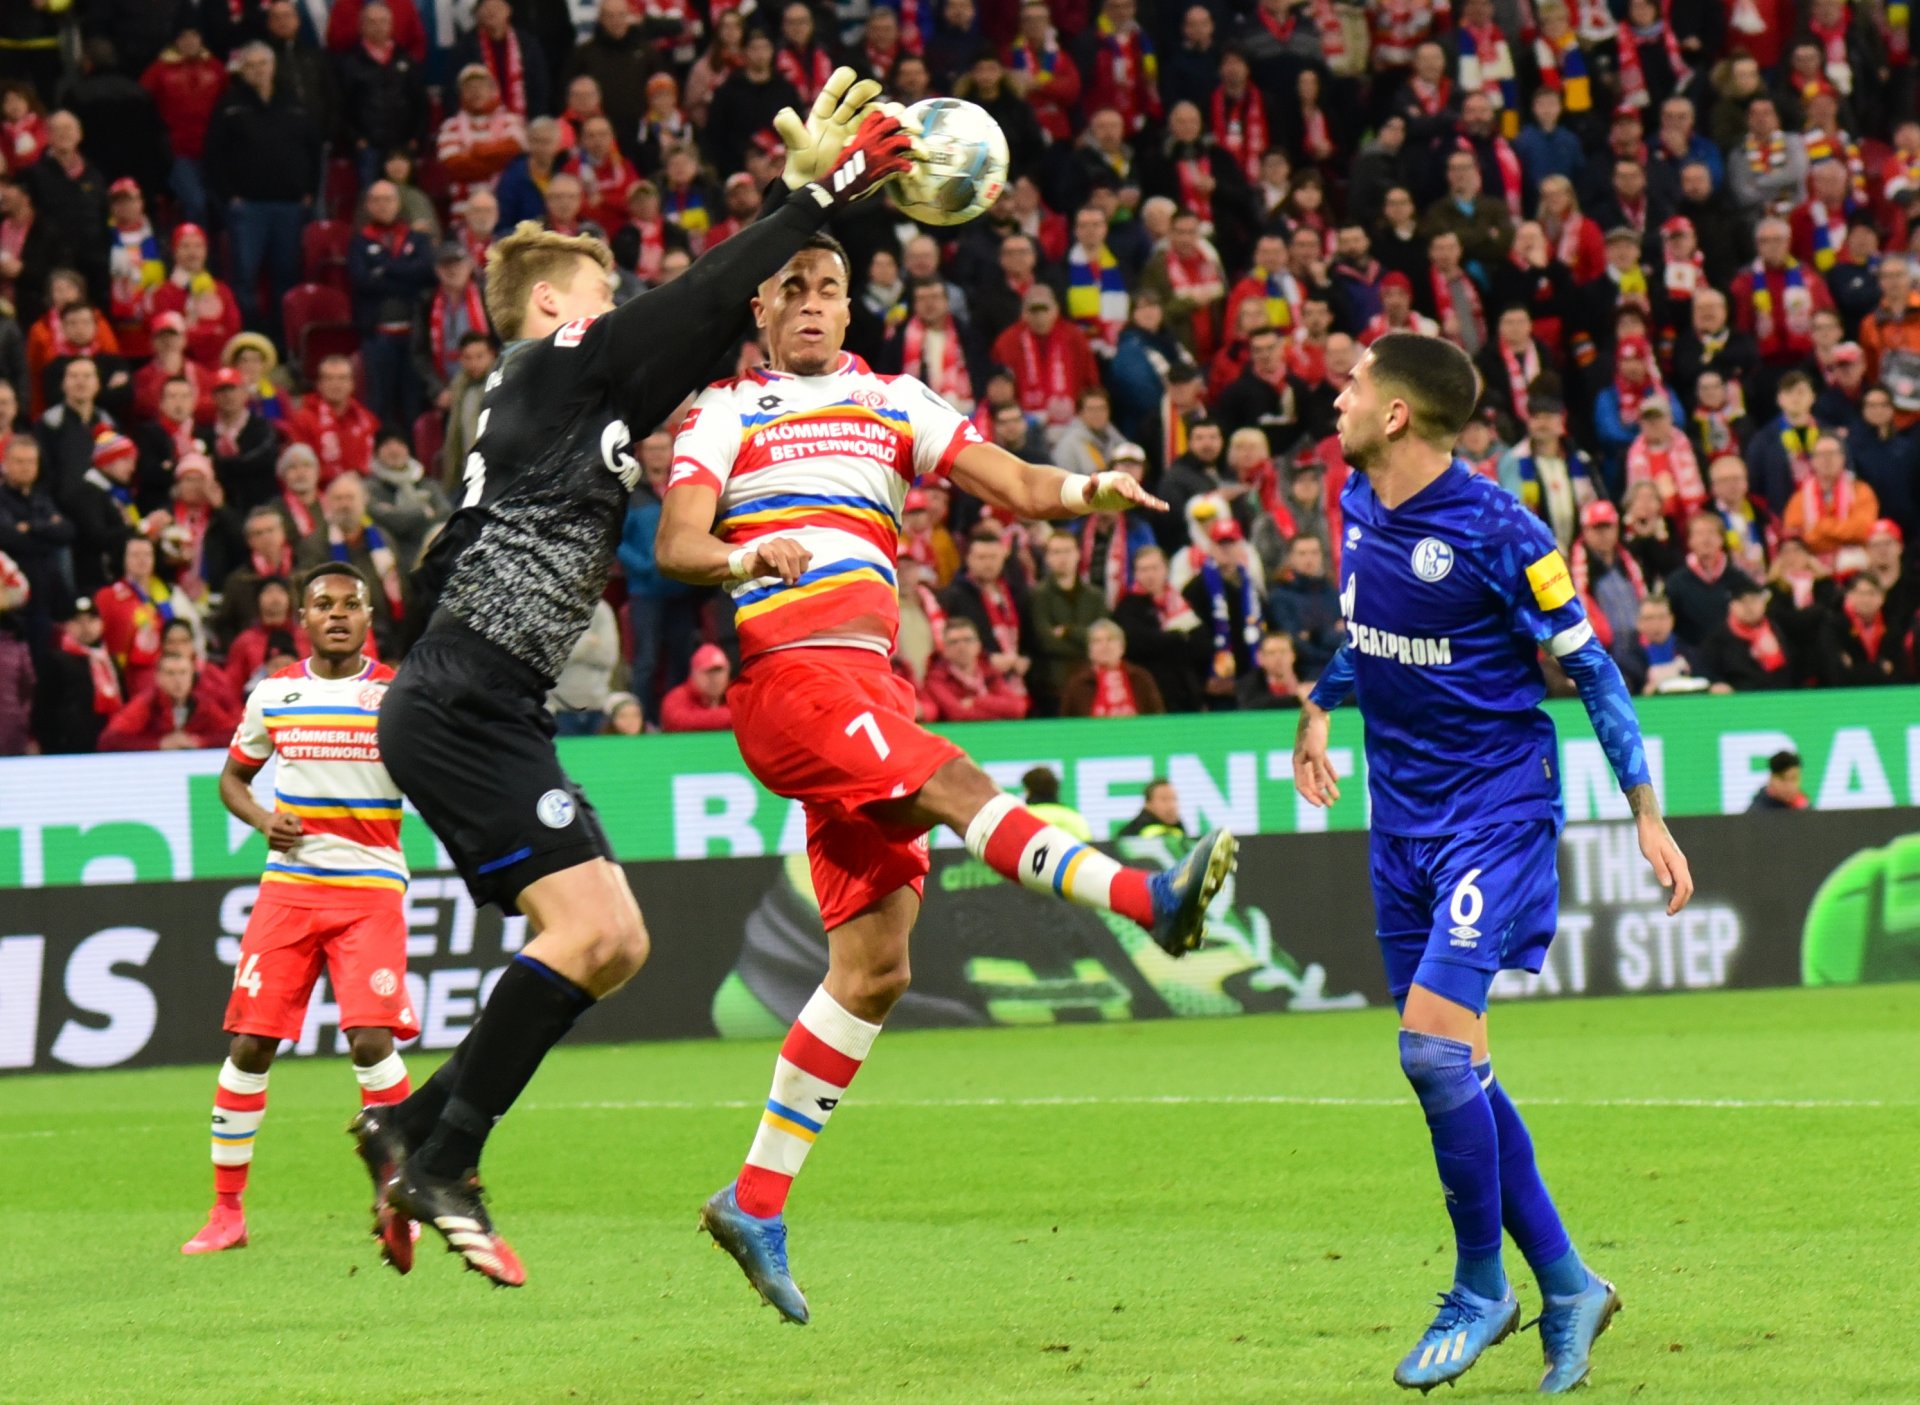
[484,221,614,341]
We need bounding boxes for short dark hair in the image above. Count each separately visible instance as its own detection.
[1076,385,1109,408]
[1769,750,1802,776]
[1367,332,1480,445]
[1777,370,1813,396]
[297,560,373,602]
[456,329,493,351]
[253,574,291,604]
[1022,766,1062,804]
[800,230,850,277]
[1143,777,1173,802]
[967,523,1004,547]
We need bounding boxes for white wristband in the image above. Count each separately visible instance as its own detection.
[726,547,755,580]
[1060,473,1095,514]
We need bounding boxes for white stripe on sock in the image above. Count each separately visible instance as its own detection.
[354,1052,408,1093]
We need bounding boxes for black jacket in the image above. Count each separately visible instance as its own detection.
[448,27,552,122]
[1701,624,1794,691]
[65,470,136,598]
[0,478,74,617]
[335,43,428,155]
[938,571,1038,664]
[1111,591,1204,713]
[27,153,110,300]
[347,223,437,333]
[1216,369,1309,461]
[703,71,803,175]
[202,412,281,514]
[1814,606,1909,688]
[34,402,111,509]
[34,645,109,754]
[565,25,656,162]
[204,82,322,205]
[1663,559,1759,647]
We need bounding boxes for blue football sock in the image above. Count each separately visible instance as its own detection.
[1477,1059,1586,1299]
[1402,1032,1506,1301]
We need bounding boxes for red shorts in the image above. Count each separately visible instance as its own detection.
[730,647,964,929]
[223,885,419,1042]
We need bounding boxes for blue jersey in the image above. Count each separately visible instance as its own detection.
[1324,462,1595,839]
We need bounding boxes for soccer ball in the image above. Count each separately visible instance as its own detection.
[893,98,1009,227]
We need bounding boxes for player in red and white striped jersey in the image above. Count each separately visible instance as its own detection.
[657,234,1240,1323]
[181,562,420,1260]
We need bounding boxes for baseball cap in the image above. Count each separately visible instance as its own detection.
[70,596,99,618]
[1611,102,1642,122]
[1380,271,1413,296]
[171,222,207,248]
[108,177,140,200]
[1870,518,1905,544]
[1581,500,1620,528]
[175,452,213,480]
[149,310,187,337]
[1833,342,1866,366]
[1208,518,1245,544]
[1111,441,1146,465]
[457,63,493,85]
[434,241,470,265]
[213,366,247,390]
[691,643,729,672]
[903,487,930,512]
[1660,215,1694,239]
[1638,396,1672,419]
[724,172,756,192]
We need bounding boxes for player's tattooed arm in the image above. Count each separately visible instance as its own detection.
[1627,782,1695,916]
[1626,783,1660,819]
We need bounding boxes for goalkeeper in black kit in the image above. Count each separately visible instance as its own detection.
[349,72,915,1288]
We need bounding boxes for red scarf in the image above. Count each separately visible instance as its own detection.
[1430,267,1486,345]
[1466,134,1524,219]
[1176,155,1215,225]
[1615,1,1691,108]
[307,397,369,481]
[1727,610,1786,671]
[1613,336,1662,421]
[251,542,293,579]
[901,317,971,405]
[1626,434,1706,517]
[1410,75,1453,115]
[481,27,528,116]
[978,578,1022,655]
[1090,664,1141,717]
[1242,460,1298,538]
[171,498,212,577]
[429,281,487,376]
[1135,582,1200,632]
[1015,326,1077,423]
[1809,13,1854,91]
[161,414,197,461]
[363,37,395,64]
[1685,549,1728,585]
[626,217,666,281]
[1797,471,1856,532]
[1499,338,1540,421]
[1549,210,1587,267]
[776,44,834,103]
[282,491,318,539]
[1165,248,1224,357]
[1846,601,1886,659]
[1309,0,1347,63]
[1301,105,1334,162]
[1210,87,1267,183]
[362,220,409,260]
[60,631,122,714]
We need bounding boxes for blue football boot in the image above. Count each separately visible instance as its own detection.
[1148,829,1238,955]
[1393,1285,1521,1392]
[700,1185,810,1324]
[1535,1273,1622,1393]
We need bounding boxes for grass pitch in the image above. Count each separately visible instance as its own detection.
[1,985,1913,1405]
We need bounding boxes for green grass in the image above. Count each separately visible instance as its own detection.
[1,986,1914,1404]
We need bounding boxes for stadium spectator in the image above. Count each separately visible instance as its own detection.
[1008,1,1082,143]
[202,44,321,342]
[660,642,735,732]
[287,355,378,485]
[496,115,567,231]
[1236,630,1303,710]
[449,0,550,121]
[1614,591,1707,695]
[1183,518,1260,711]
[37,598,118,753]
[940,525,1035,687]
[1030,529,1108,701]
[925,616,1030,720]
[1264,533,1341,677]
[132,313,211,423]
[336,3,428,187]
[1109,544,1201,712]
[349,180,436,425]
[437,66,529,214]
[1116,776,1185,837]
[1731,218,1834,387]
[704,30,802,178]
[325,0,428,63]
[212,506,296,643]
[158,449,241,585]
[883,278,978,412]
[0,549,31,754]
[140,22,226,227]
[991,285,1096,434]
[1622,397,1706,522]
[1859,260,1920,430]
[94,534,174,698]
[295,472,403,656]
[1815,570,1907,686]
[27,112,110,305]
[272,442,324,544]
[549,597,621,735]
[1666,511,1762,648]
[602,691,643,735]
[0,433,71,647]
[1748,749,1808,812]
[567,2,655,155]
[204,367,277,512]
[1782,435,1878,573]
[1703,455,1774,581]
[365,426,449,570]
[1704,579,1796,693]
[439,331,496,485]
[222,576,308,692]
[99,647,238,751]
[1060,617,1163,717]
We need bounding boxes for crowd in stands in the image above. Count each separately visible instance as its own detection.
[0,0,1918,753]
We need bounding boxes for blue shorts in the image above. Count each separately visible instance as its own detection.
[1370,820,1561,1015]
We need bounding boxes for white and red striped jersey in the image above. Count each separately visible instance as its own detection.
[228,658,407,895]
[667,352,984,659]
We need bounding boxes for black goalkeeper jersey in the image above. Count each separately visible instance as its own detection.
[410,190,832,684]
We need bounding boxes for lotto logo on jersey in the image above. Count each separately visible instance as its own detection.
[1526,552,1575,611]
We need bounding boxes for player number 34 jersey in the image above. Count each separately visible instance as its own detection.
[668,353,984,659]
[229,660,408,895]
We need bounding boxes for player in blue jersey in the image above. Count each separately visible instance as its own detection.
[1293,334,1694,1394]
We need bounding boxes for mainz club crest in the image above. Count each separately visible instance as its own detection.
[357,682,388,712]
